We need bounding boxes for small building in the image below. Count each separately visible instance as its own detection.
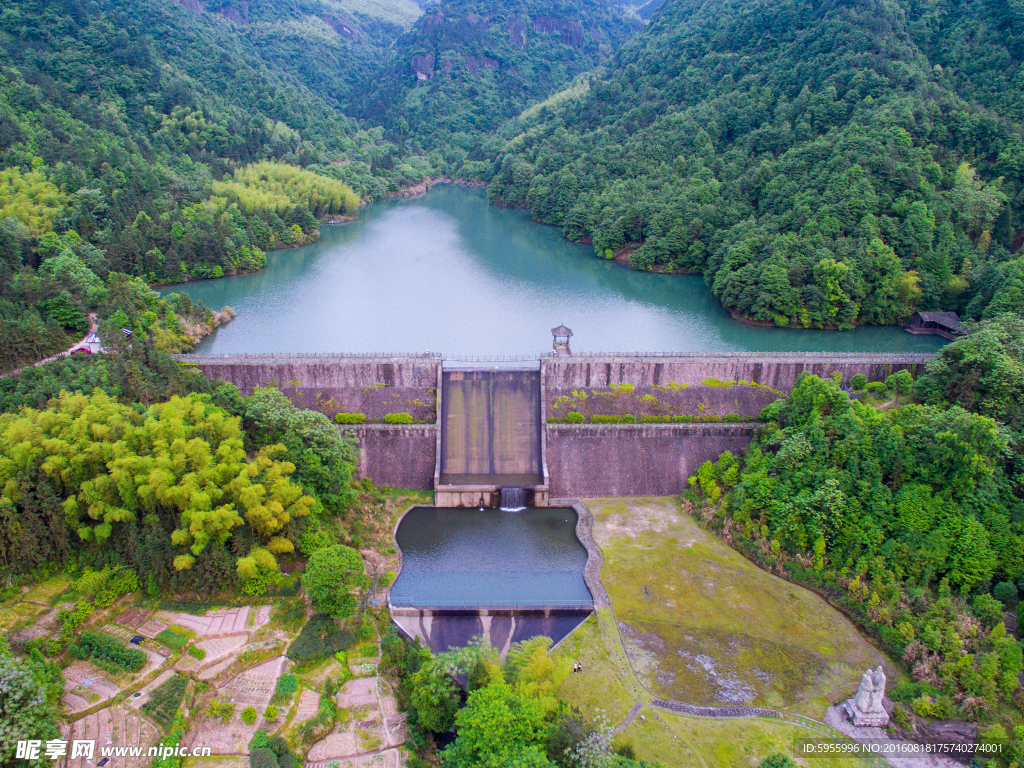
[551,325,573,356]
[85,332,104,354]
[907,311,963,340]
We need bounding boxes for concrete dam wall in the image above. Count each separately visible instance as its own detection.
[543,353,931,393]
[547,423,760,497]
[183,355,441,422]
[179,352,936,499]
[352,425,436,490]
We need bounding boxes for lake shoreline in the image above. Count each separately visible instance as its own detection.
[164,185,946,356]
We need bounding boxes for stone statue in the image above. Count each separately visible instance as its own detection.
[869,666,886,712]
[845,665,889,727]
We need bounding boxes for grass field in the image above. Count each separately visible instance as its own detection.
[588,497,888,716]
[553,616,863,768]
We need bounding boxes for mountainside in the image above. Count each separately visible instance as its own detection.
[166,0,423,112]
[486,0,1024,329]
[0,0,431,372]
[357,0,642,153]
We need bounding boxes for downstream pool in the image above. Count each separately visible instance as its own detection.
[162,185,946,356]
[391,506,592,609]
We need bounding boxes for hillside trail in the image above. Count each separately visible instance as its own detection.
[0,314,98,380]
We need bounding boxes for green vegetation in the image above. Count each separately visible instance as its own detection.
[588,498,883,711]
[286,614,356,664]
[301,544,367,618]
[155,628,192,650]
[0,374,360,594]
[69,630,146,672]
[141,673,189,728]
[0,390,313,581]
[359,0,641,154]
[335,412,366,424]
[0,0,445,374]
[487,0,1024,329]
[0,646,63,767]
[272,673,299,706]
[689,371,1024,724]
[383,411,414,423]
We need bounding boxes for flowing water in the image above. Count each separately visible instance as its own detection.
[162,185,946,356]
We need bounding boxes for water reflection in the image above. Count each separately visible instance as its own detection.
[162,185,946,356]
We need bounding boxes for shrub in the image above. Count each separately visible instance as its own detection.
[250,747,278,768]
[188,646,206,660]
[249,731,269,751]
[286,614,355,664]
[302,545,366,618]
[993,581,1018,607]
[723,413,743,422]
[671,414,694,422]
[591,414,623,423]
[972,593,1004,628]
[334,412,365,424]
[758,753,797,768]
[207,699,236,722]
[383,412,413,423]
[241,706,258,724]
[264,705,279,721]
[851,373,868,391]
[378,571,396,589]
[865,381,885,393]
[622,413,637,423]
[69,630,146,672]
[911,695,939,718]
[141,673,188,728]
[272,673,298,705]
[564,411,585,423]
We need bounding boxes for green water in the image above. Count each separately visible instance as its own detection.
[164,185,946,355]
[391,506,592,608]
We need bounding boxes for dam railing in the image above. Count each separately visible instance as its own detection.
[175,351,936,362]
[389,598,594,610]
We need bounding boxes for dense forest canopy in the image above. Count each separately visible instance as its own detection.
[484,0,1024,329]
[354,0,642,154]
[0,0,441,373]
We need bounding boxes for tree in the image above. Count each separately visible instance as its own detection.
[0,654,61,766]
[886,369,914,405]
[301,545,366,618]
[409,662,460,733]
[443,684,551,768]
[850,373,867,392]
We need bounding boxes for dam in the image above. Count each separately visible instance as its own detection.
[179,349,935,651]
[182,351,934,503]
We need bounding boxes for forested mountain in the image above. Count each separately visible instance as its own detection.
[0,0,430,371]
[357,0,642,155]
[486,0,1024,328]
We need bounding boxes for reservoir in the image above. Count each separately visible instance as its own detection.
[165,185,946,356]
